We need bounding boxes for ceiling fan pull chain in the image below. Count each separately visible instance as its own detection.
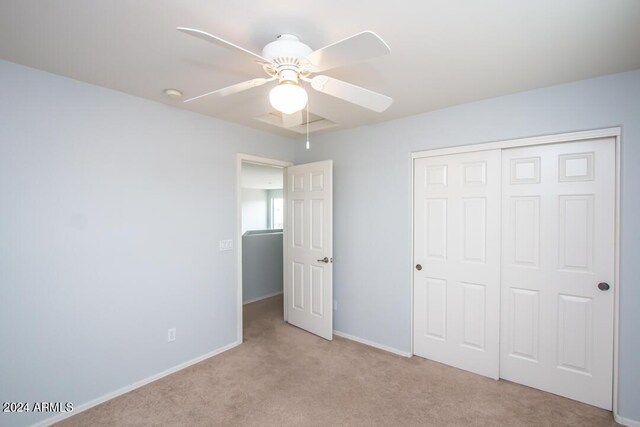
[306,99,310,150]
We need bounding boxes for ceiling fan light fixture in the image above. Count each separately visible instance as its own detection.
[269,82,308,115]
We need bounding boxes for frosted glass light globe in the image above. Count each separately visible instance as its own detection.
[269,83,308,114]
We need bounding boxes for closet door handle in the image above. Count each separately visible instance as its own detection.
[598,282,610,291]
[416,264,422,271]
[317,257,330,263]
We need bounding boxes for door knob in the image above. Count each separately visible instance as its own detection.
[416,264,422,271]
[317,257,330,263]
[598,282,610,291]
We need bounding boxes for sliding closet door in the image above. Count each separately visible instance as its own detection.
[500,139,615,409]
[413,150,501,379]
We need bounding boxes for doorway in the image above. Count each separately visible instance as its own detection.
[236,155,335,343]
[241,162,285,304]
[236,155,291,342]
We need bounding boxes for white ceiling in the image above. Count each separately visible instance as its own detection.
[241,163,283,190]
[1,0,639,137]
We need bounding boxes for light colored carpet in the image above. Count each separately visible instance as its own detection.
[59,295,616,426]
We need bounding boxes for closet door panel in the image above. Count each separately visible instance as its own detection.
[500,139,615,410]
[413,150,501,379]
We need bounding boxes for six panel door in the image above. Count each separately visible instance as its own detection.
[285,160,333,340]
[499,139,615,409]
[413,150,501,379]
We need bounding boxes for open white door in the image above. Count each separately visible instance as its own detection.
[284,160,333,340]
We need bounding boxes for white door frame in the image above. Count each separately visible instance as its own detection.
[236,154,293,344]
[410,127,622,418]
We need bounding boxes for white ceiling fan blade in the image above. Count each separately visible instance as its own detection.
[309,76,393,112]
[305,31,390,72]
[282,110,303,128]
[184,77,274,103]
[177,27,268,62]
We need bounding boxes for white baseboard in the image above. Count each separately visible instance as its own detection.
[32,340,241,427]
[243,291,283,305]
[615,413,640,427]
[333,330,412,358]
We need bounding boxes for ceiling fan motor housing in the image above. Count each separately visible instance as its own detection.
[262,34,313,83]
[262,34,312,60]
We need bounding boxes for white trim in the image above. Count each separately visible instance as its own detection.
[409,153,415,356]
[239,154,292,168]
[334,330,412,358]
[410,127,622,414]
[32,340,241,427]
[613,135,623,422]
[615,414,640,427]
[282,168,289,323]
[236,154,292,344]
[412,127,621,159]
[243,291,283,305]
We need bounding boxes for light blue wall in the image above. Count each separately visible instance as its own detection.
[294,69,640,421]
[0,60,294,426]
[242,230,283,303]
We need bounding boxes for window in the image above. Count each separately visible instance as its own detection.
[271,197,284,229]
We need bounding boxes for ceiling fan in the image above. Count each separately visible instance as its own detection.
[177,27,393,128]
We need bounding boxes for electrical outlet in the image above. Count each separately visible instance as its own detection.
[333,300,338,311]
[167,328,176,342]
[219,239,233,251]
